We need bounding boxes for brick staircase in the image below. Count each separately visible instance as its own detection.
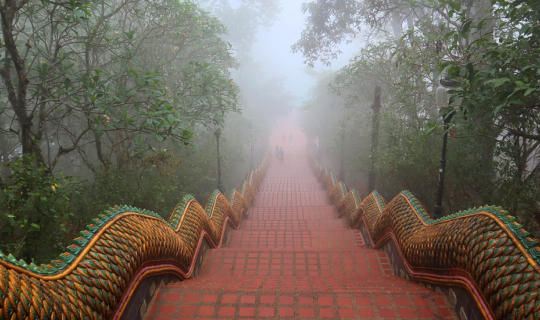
[145,152,458,319]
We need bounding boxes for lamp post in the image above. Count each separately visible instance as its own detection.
[339,122,346,182]
[314,137,320,161]
[368,85,382,194]
[433,78,461,219]
[214,127,225,194]
[249,128,254,171]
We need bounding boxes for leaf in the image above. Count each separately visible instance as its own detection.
[485,78,510,88]
[524,88,535,96]
[31,223,40,230]
[493,103,506,114]
[421,126,437,137]
[135,134,142,145]
[460,20,472,34]
[449,0,461,11]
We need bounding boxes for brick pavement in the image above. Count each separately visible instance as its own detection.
[145,152,458,319]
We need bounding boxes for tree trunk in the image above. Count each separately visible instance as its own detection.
[0,1,45,166]
[391,12,402,38]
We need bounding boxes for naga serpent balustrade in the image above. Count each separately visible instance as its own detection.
[0,153,270,320]
[308,152,540,320]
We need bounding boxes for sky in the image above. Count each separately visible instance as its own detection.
[250,0,358,107]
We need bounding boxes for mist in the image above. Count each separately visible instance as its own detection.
[1,0,540,318]
[1,0,539,270]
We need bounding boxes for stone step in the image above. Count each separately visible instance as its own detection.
[144,152,457,320]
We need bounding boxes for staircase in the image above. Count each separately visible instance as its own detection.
[145,152,457,319]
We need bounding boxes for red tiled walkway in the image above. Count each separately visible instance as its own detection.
[146,152,457,319]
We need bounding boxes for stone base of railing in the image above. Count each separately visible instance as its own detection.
[358,223,485,320]
[125,223,235,320]
[124,273,180,320]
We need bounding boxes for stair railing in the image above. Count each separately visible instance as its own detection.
[308,151,540,320]
[0,151,271,320]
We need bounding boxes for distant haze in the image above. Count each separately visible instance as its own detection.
[250,0,357,107]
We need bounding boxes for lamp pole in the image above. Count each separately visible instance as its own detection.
[250,129,254,170]
[339,122,346,182]
[314,137,320,162]
[214,128,224,194]
[368,85,382,194]
[433,77,461,219]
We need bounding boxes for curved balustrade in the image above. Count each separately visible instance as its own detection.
[308,152,540,320]
[0,153,270,320]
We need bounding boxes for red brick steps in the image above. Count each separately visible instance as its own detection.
[145,152,457,319]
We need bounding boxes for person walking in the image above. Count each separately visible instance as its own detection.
[275,145,279,159]
[279,147,284,163]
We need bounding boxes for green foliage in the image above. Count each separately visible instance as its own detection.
[441,0,540,130]
[0,155,76,262]
[0,125,251,264]
[376,113,439,208]
[199,0,282,52]
[298,0,540,234]
[0,0,239,172]
[435,0,540,230]
[292,0,364,67]
[0,0,249,264]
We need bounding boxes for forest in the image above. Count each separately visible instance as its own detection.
[1,0,539,265]
[0,0,292,263]
[296,0,540,235]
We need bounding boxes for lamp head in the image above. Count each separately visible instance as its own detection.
[214,127,222,139]
[440,77,458,87]
[436,77,462,111]
[436,86,450,111]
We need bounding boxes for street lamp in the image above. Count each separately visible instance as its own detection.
[214,127,225,194]
[249,128,254,170]
[339,122,346,182]
[433,77,461,219]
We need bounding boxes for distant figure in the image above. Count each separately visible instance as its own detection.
[275,145,279,159]
[289,133,293,146]
[279,147,284,162]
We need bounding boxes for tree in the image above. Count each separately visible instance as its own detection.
[0,0,241,262]
[294,0,540,232]
[441,0,540,225]
[0,0,238,173]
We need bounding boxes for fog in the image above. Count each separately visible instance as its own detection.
[1,0,539,263]
[249,0,356,105]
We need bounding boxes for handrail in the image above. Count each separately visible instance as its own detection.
[308,152,540,320]
[0,151,270,320]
